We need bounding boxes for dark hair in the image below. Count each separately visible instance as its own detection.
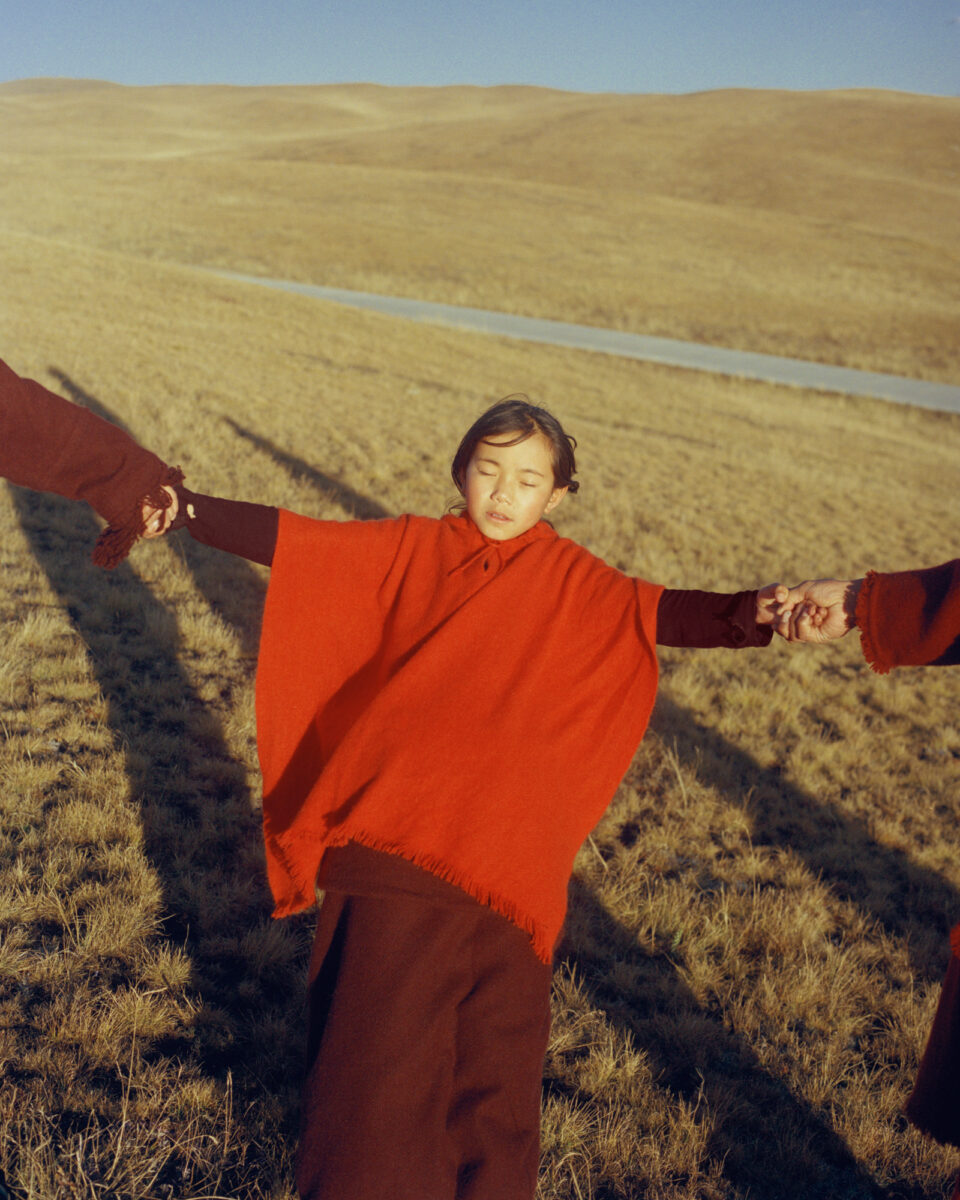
[450,395,580,495]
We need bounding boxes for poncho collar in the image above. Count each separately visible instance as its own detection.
[443,510,556,577]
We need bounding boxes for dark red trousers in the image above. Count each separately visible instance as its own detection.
[296,845,553,1200]
[905,942,960,1146]
[904,933,960,1200]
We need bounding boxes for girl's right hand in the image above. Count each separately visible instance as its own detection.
[142,485,179,538]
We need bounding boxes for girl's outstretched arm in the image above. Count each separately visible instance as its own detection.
[171,486,279,566]
[656,586,776,649]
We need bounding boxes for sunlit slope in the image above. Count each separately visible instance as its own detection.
[2,223,960,1198]
[0,79,957,382]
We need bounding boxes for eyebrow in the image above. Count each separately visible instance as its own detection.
[474,454,546,477]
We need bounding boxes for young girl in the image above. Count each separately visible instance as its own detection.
[168,396,784,1200]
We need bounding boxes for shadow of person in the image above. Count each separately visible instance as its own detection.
[650,694,959,982]
[220,415,391,521]
[12,372,304,1075]
[48,369,270,658]
[10,480,276,1056]
[559,876,887,1199]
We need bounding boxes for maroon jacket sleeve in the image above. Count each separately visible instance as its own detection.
[857,559,960,673]
[0,356,181,566]
[656,588,772,649]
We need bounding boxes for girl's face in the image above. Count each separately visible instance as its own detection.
[464,430,567,541]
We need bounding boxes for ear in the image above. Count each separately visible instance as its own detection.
[544,486,567,515]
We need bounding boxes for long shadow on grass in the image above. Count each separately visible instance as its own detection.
[221,415,391,521]
[10,482,273,1019]
[14,374,287,1060]
[559,877,889,1200]
[651,694,958,982]
[18,373,394,1033]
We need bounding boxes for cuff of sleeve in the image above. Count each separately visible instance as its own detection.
[727,590,773,648]
[91,465,184,569]
[856,570,889,674]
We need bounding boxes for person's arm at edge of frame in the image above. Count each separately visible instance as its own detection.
[0,356,182,567]
[775,559,960,672]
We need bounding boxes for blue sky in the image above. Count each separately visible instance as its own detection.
[2,0,958,96]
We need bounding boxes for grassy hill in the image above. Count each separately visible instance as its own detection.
[0,81,958,1198]
[1,79,958,380]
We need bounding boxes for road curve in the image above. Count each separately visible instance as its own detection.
[212,271,960,416]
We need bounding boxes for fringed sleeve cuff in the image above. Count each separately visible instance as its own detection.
[0,358,184,569]
[91,465,185,569]
[856,570,887,674]
[858,560,960,673]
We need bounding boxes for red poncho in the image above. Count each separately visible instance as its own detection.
[256,509,662,962]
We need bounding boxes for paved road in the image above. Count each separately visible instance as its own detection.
[213,271,960,415]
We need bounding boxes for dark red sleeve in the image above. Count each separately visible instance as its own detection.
[858,559,960,673]
[656,588,772,649]
[0,356,181,566]
[174,487,278,566]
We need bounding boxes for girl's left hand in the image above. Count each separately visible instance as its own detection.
[756,582,789,629]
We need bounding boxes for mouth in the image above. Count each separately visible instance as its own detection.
[486,510,512,524]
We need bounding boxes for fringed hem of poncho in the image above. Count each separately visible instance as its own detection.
[269,826,559,964]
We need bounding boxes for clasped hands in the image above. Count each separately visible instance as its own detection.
[141,484,179,539]
[757,578,862,644]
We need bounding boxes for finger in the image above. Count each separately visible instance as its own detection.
[786,609,807,641]
[773,604,794,637]
[794,605,824,643]
[141,506,168,538]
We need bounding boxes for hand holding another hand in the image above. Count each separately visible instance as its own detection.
[141,484,179,539]
[756,582,789,628]
[772,578,862,643]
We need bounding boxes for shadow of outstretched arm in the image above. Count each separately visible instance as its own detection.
[651,694,959,982]
[221,415,391,521]
[10,480,272,1043]
[560,876,888,1198]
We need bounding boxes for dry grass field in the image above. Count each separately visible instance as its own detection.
[0,80,959,1198]
[1,79,958,381]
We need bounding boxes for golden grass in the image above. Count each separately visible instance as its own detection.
[0,80,958,381]
[0,82,959,1197]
